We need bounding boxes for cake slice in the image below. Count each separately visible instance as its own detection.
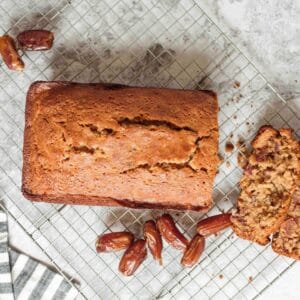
[231,126,300,245]
[272,187,300,260]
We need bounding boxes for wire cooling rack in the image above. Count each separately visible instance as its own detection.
[0,0,299,299]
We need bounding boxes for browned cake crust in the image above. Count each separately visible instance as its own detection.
[272,187,300,260]
[22,81,219,211]
[231,126,300,245]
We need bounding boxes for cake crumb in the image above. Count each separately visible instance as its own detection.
[219,274,224,279]
[232,93,242,103]
[226,161,231,168]
[238,153,248,169]
[233,115,237,119]
[233,80,240,89]
[218,153,224,164]
[225,142,234,153]
[237,139,245,149]
[248,276,253,283]
[240,142,248,153]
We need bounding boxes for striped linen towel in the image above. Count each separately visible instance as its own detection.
[0,208,78,300]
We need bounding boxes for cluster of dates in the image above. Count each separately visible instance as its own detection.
[96,213,232,276]
[0,30,54,71]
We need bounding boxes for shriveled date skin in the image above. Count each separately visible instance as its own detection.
[96,232,134,252]
[157,214,188,250]
[144,220,163,265]
[197,213,232,236]
[17,30,54,51]
[119,239,147,276]
[0,35,24,71]
[181,234,205,267]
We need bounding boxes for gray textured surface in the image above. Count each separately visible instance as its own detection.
[200,0,300,99]
[0,1,299,299]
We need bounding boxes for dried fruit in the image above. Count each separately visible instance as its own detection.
[0,35,24,71]
[157,214,188,250]
[119,239,147,276]
[96,232,134,252]
[17,30,54,51]
[181,234,205,267]
[197,213,232,236]
[144,220,163,265]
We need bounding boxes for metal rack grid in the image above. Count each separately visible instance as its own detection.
[0,0,299,299]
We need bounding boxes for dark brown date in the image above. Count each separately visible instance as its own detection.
[17,30,54,51]
[96,232,134,252]
[197,213,232,236]
[144,220,163,265]
[181,234,205,267]
[0,35,24,71]
[119,239,147,276]
[156,214,188,250]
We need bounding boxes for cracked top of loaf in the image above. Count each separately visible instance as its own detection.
[22,81,219,211]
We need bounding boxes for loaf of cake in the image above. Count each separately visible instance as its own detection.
[231,126,300,245]
[22,81,219,211]
[272,187,300,260]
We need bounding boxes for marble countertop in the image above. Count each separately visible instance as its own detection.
[201,0,300,100]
